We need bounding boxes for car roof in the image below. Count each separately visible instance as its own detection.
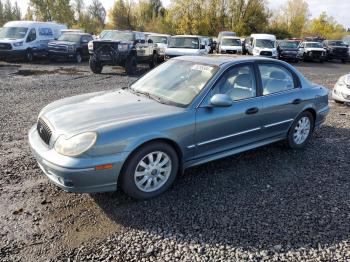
[172,35,202,38]
[221,36,241,39]
[173,55,277,66]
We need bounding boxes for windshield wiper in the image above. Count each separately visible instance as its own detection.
[129,88,169,105]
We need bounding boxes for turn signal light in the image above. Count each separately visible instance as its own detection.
[95,164,113,170]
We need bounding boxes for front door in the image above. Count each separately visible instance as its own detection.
[194,63,263,159]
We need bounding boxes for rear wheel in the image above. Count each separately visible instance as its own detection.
[89,57,103,74]
[287,111,314,149]
[125,56,137,75]
[121,142,179,199]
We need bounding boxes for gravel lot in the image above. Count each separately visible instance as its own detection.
[1,59,350,261]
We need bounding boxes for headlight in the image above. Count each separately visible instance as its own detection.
[13,42,23,47]
[118,44,128,51]
[253,49,260,55]
[88,41,93,50]
[54,132,97,157]
[336,77,346,87]
[68,45,75,52]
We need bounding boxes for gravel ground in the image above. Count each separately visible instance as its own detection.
[0,59,350,262]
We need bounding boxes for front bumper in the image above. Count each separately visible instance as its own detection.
[28,125,129,193]
[279,52,298,60]
[49,50,76,59]
[327,52,349,60]
[332,86,350,102]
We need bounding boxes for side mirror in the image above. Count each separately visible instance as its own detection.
[200,44,206,49]
[147,39,153,44]
[210,94,232,107]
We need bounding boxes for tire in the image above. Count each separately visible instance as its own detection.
[334,99,343,104]
[125,56,137,75]
[342,59,347,64]
[26,49,34,62]
[89,57,103,74]
[286,111,314,149]
[75,51,82,63]
[121,142,179,199]
[149,53,157,69]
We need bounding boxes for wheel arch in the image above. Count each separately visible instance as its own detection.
[118,138,184,185]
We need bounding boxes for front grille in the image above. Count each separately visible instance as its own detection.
[310,51,322,56]
[37,118,52,145]
[0,43,12,50]
[260,51,272,56]
[333,48,347,54]
[226,50,237,54]
[49,45,68,52]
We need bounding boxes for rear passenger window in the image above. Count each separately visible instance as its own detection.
[211,64,256,101]
[258,64,295,95]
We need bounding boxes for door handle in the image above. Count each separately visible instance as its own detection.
[292,99,302,104]
[245,107,259,115]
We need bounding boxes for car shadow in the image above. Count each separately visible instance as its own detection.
[91,125,350,250]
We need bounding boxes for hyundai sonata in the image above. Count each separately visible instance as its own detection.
[29,56,329,199]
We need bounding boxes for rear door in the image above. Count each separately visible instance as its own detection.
[256,62,306,139]
[194,63,264,159]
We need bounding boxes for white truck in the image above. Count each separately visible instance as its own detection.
[0,21,67,61]
[218,36,242,54]
[165,35,209,60]
[246,34,277,59]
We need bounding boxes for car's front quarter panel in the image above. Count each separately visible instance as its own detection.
[89,109,196,162]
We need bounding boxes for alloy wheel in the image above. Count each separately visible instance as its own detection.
[293,116,311,145]
[134,151,172,193]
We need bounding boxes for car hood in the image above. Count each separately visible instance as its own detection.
[280,48,298,52]
[165,48,200,56]
[221,45,242,50]
[49,40,76,46]
[305,47,325,52]
[39,89,182,135]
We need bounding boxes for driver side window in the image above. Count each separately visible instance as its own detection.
[210,64,256,101]
[27,28,36,42]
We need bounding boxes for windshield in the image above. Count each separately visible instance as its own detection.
[130,59,218,107]
[256,39,275,48]
[169,37,199,49]
[328,41,347,47]
[221,38,241,46]
[58,34,81,42]
[279,41,299,48]
[0,27,28,39]
[305,42,323,48]
[101,31,134,41]
[149,35,168,44]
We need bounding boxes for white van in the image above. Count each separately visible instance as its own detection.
[0,21,67,61]
[165,35,209,60]
[247,34,277,58]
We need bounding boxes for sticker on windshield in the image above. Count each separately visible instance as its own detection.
[191,64,213,72]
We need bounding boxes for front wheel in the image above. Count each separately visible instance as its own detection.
[287,111,314,149]
[75,51,82,63]
[149,53,158,69]
[121,142,179,199]
[125,56,137,75]
[89,57,103,74]
[26,49,34,62]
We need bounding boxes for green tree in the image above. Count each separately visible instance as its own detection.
[309,12,346,39]
[108,0,133,30]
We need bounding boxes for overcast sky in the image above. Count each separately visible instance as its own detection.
[12,0,350,29]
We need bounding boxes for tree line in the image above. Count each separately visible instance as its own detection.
[0,0,348,39]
